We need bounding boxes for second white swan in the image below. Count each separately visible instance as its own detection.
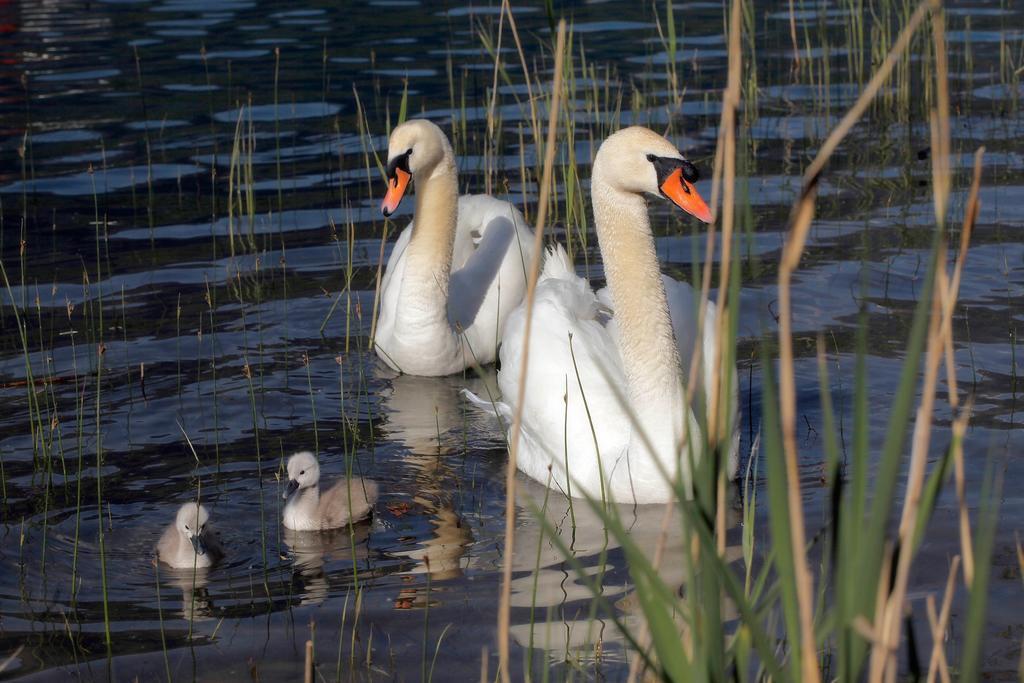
[375,119,534,376]
[484,126,739,504]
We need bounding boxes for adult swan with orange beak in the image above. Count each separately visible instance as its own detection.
[374,119,535,376]
[469,127,739,504]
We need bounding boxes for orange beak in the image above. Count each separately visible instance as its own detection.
[660,168,713,224]
[381,167,411,217]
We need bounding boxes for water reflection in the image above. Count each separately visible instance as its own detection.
[507,478,744,667]
[162,566,215,622]
[283,524,370,606]
[378,372,492,580]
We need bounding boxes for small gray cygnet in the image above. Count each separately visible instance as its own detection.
[156,502,220,569]
[282,451,378,531]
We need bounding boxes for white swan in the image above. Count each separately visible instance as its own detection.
[376,119,535,376]
[282,451,379,531]
[156,502,220,569]
[484,126,738,504]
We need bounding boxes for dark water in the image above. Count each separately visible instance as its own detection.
[0,0,1021,680]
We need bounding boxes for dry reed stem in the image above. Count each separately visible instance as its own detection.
[787,0,801,67]
[924,598,950,683]
[497,21,567,683]
[304,640,313,683]
[777,5,934,680]
[940,146,985,407]
[948,149,984,572]
[707,0,743,447]
[939,277,958,407]
[876,15,969,661]
[866,544,896,676]
[715,468,726,556]
[873,252,946,681]
[853,616,880,644]
[949,149,984,585]
[776,193,821,683]
[876,56,955,668]
[930,3,952,226]
[0,645,24,674]
[925,555,960,683]
[896,253,947,541]
[953,405,975,586]
[625,485,676,683]
[484,0,508,196]
[503,0,542,186]
[625,3,742,679]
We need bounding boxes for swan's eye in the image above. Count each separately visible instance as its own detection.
[680,160,700,183]
[300,470,305,475]
[185,525,190,530]
[406,147,413,156]
[200,524,205,531]
[646,153,657,162]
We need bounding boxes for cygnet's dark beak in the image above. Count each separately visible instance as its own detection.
[190,534,206,557]
[284,479,299,500]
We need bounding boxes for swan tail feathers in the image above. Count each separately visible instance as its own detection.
[540,244,574,282]
[461,388,513,426]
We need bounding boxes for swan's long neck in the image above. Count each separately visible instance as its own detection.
[591,173,686,472]
[397,157,459,330]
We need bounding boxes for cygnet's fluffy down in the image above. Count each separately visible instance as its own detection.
[156,502,221,569]
[282,451,379,531]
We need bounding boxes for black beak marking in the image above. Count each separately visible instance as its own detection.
[385,150,412,183]
[647,153,700,186]
[284,479,300,500]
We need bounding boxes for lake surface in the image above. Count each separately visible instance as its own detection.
[0,0,1021,680]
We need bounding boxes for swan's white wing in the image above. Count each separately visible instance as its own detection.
[663,276,740,478]
[497,247,631,499]
[662,276,702,405]
[448,214,516,331]
[449,194,533,363]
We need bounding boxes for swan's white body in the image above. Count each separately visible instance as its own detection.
[482,127,739,504]
[375,120,534,376]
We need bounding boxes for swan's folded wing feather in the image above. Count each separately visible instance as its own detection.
[662,276,702,399]
[497,256,631,494]
[448,194,534,361]
[324,477,378,528]
[663,275,740,477]
[448,214,516,331]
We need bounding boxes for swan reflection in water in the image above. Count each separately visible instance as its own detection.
[379,366,745,672]
[378,371,503,581]
[162,566,215,623]
[283,523,371,606]
[506,473,745,671]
